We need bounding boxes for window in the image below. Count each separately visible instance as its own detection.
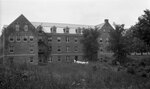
[66,46,70,52]
[39,49,42,52]
[75,56,78,61]
[30,57,34,62]
[66,29,69,33]
[106,38,109,43]
[24,25,28,31]
[76,28,81,34]
[38,36,42,41]
[29,36,34,42]
[66,56,70,62]
[63,27,69,33]
[99,38,102,42]
[57,46,61,52]
[9,36,14,42]
[30,45,34,53]
[51,26,57,33]
[57,37,61,42]
[9,45,14,53]
[48,46,52,51]
[74,38,78,43]
[74,46,78,52]
[58,56,61,61]
[48,57,52,62]
[15,24,19,31]
[16,36,21,42]
[9,57,14,64]
[103,29,106,32]
[66,37,69,43]
[48,37,52,42]
[100,49,103,52]
[24,36,28,42]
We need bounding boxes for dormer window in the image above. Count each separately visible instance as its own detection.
[51,26,57,33]
[63,27,69,33]
[24,25,28,31]
[15,24,19,31]
[76,28,81,34]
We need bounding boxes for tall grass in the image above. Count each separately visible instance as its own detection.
[0,62,150,89]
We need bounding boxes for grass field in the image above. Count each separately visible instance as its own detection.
[1,61,150,89]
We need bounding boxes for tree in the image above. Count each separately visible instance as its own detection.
[135,9,150,46]
[81,27,100,61]
[108,24,129,64]
[125,26,148,55]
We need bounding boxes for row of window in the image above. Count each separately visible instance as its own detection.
[50,27,82,34]
[48,37,78,43]
[8,56,34,64]
[57,46,78,52]
[15,24,28,31]
[99,38,109,43]
[9,45,34,53]
[48,56,79,62]
[9,36,34,42]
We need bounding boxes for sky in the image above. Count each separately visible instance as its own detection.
[0,0,150,34]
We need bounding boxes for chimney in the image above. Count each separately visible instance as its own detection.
[104,19,109,23]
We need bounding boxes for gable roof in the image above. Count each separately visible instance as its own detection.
[7,14,35,29]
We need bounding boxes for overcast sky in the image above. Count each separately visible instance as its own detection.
[0,0,150,33]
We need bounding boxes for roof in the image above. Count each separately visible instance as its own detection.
[31,22,94,29]
[95,23,105,29]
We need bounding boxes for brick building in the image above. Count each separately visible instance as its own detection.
[0,14,114,65]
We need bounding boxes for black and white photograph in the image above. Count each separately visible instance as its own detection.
[0,0,150,89]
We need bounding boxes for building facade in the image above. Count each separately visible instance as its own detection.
[0,14,114,65]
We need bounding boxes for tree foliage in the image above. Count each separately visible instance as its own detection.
[125,27,148,55]
[134,9,150,46]
[108,24,129,64]
[81,28,100,61]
